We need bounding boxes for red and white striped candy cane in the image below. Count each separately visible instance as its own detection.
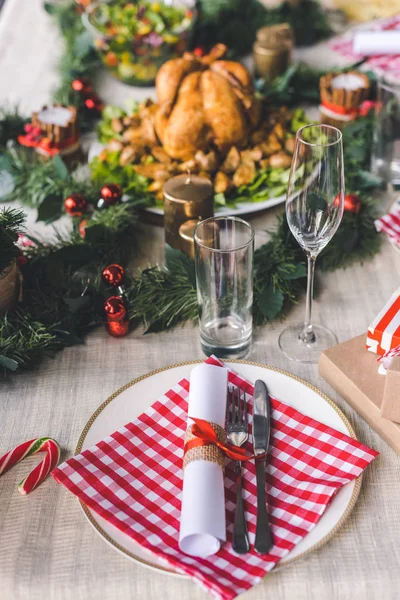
[0,437,61,494]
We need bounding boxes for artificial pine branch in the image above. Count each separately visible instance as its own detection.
[0,311,60,378]
[258,60,369,107]
[0,207,25,273]
[194,0,331,57]
[0,107,27,147]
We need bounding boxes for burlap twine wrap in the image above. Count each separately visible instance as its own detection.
[183,422,227,470]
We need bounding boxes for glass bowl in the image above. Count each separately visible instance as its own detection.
[83,1,195,87]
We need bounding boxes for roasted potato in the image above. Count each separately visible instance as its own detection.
[222,146,241,173]
[214,171,231,193]
[269,152,292,169]
[233,160,256,187]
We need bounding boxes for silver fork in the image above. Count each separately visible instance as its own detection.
[226,385,250,554]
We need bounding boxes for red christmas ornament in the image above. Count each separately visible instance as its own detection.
[78,218,89,238]
[100,183,123,206]
[334,193,361,215]
[343,193,362,215]
[64,193,88,217]
[104,295,127,320]
[84,94,104,112]
[106,319,130,337]
[16,255,27,267]
[104,295,129,337]
[102,264,125,287]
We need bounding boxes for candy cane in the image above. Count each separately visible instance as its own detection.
[0,437,61,494]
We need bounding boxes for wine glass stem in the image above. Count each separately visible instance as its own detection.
[300,254,316,344]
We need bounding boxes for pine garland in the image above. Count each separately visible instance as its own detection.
[0,2,384,379]
[0,106,383,379]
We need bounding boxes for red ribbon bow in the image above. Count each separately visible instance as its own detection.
[184,418,265,462]
[321,100,377,118]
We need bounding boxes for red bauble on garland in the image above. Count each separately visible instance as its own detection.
[104,295,126,320]
[71,78,104,113]
[84,94,104,113]
[334,193,361,215]
[97,183,123,209]
[106,319,130,337]
[102,264,125,287]
[64,193,88,216]
[100,183,122,205]
[71,78,92,93]
[104,295,129,337]
[343,193,361,215]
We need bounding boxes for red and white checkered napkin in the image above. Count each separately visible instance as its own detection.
[329,14,400,74]
[375,207,400,244]
[52,358,378,600]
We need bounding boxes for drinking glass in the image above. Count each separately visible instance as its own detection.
[194,216,254,359]
[371,71,400,186]
[278,124,344,363]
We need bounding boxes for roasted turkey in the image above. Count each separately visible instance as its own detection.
[154,45,260,160]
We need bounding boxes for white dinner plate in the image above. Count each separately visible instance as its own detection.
[77,360,361,576]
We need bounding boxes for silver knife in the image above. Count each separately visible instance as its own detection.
[253,379,273,554]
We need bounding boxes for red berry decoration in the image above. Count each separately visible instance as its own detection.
[64,193,88,217]
[102,264,125,287]
[71,78,91,93]
[84,94,104,112]
[343,193,361,215]
[100,183,123,205]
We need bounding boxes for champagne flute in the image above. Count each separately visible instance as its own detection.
[278,124,344,363]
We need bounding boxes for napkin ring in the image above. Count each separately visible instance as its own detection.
[184,422,226,470]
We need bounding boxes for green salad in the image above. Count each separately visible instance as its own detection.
[85,1,194,85]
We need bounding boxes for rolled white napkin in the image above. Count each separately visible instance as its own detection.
[354,32,400,56]
[179,363,228,557]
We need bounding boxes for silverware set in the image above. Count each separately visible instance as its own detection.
[226,380,273,555]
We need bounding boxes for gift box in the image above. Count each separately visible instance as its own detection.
[381,356,400,423]
[319,335,400,454]
[366,287,400,356]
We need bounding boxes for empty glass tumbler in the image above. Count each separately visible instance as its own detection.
[372,72,400,186]
[194,217,254,359]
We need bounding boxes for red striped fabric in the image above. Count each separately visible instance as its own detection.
[52,359,378,600]
[378,343,400,361]
[375,207,400,243]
